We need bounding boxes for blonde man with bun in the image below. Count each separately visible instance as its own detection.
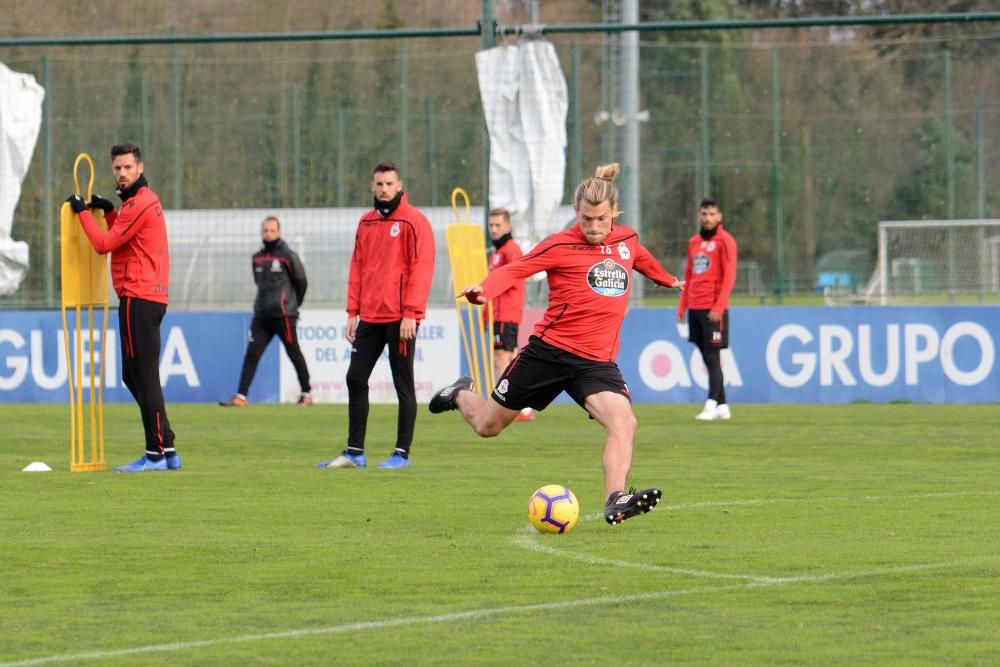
[430,164,685,526]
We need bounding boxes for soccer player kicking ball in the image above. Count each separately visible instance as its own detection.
[429,164,684,525]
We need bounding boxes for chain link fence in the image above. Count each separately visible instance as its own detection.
[3,10,998,308]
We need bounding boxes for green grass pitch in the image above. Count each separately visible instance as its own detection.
[1,402,997,665]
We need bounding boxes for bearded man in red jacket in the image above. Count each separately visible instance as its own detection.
[317,161,435,471]
[67,142,179,473]
[676,197,738,422]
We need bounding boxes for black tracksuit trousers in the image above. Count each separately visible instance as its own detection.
[119,296,176,458]
[237,316,311,396]
[346,320,416,453]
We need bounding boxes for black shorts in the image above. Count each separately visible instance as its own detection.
[492,321,519,352]
[490,336,631,412]
[688,309,729,349]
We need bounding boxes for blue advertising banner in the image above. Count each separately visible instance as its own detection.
[3,307,997,404]
[0,311,278,403]
[620,306,999,404]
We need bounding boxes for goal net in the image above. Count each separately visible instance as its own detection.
[873,220,1000,305]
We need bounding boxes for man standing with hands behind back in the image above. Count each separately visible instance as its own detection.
[221,215,312,408]
[677,197,738,421]
[317,161,435,470]
[66,142,180,472]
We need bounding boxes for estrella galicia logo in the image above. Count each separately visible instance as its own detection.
[692,253,710,275]
[588,259,629,297]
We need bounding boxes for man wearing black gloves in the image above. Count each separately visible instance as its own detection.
[221,216,313,407]
[66,142,179,473]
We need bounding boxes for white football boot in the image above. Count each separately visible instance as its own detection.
[695,399,718,421]
[715,403,731,420]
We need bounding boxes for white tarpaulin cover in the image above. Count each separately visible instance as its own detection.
[475,41,568,244]
[0,63,44,295]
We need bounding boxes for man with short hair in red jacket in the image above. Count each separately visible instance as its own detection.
[317,161,435,470]
[67,142,180,472]
[484,207,534,421]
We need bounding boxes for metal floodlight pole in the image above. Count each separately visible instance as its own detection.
[621,0,642,303]
[481,0,496,227]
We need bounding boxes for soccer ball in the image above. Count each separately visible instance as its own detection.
[528,484,579,534]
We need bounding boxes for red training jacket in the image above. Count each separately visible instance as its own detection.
[480,224,678,362]
[77,185,170,304]
[677,223,738,316]
[486,236,524,325]
[347,192,435,323]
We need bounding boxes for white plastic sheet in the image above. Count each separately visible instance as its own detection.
[0,63,45,295]
[475,41,568,246]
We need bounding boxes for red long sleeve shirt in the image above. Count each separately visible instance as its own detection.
[677,224,738,316]
[77,186,170,304]
[487,236,524,325]
[480,224,678,362]
[347,192,435,322]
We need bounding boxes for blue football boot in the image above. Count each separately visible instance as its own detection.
[377,452,411,469]
[316,450,367,469]
[115,455,168,473]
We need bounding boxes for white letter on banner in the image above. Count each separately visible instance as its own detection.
[0,330,29,390]
[722,349,743,386]
[904,324,939,385]
[31,329,66,390]
[160,327,200,387]
[104,329,118,388]
[689,348,708,389]
[819,325,856,386]
[940,322,994,386]
[858,324,899,387]
[689,348,744,389]
[637,340,691,391]
[766,324,815,388]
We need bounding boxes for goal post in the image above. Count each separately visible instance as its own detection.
[876,219,1000,305]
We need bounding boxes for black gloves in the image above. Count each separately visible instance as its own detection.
[89,194,115,213]
[66,194,87,214]
[66,194,115,214]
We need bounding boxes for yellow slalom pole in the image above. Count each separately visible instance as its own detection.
[446,188,495,399]
[60,307,77,468]
[61,153,108,472]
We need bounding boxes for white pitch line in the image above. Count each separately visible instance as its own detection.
[513,530,998,585]
[6,490,996,666]
[3,556,994,667]
[575,489,1000,522]
[531,489,1000,582]
[511,527,777,582]
[747,557,999,586]
[0,583,746,667]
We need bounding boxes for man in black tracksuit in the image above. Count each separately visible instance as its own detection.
[222,216,313,406]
